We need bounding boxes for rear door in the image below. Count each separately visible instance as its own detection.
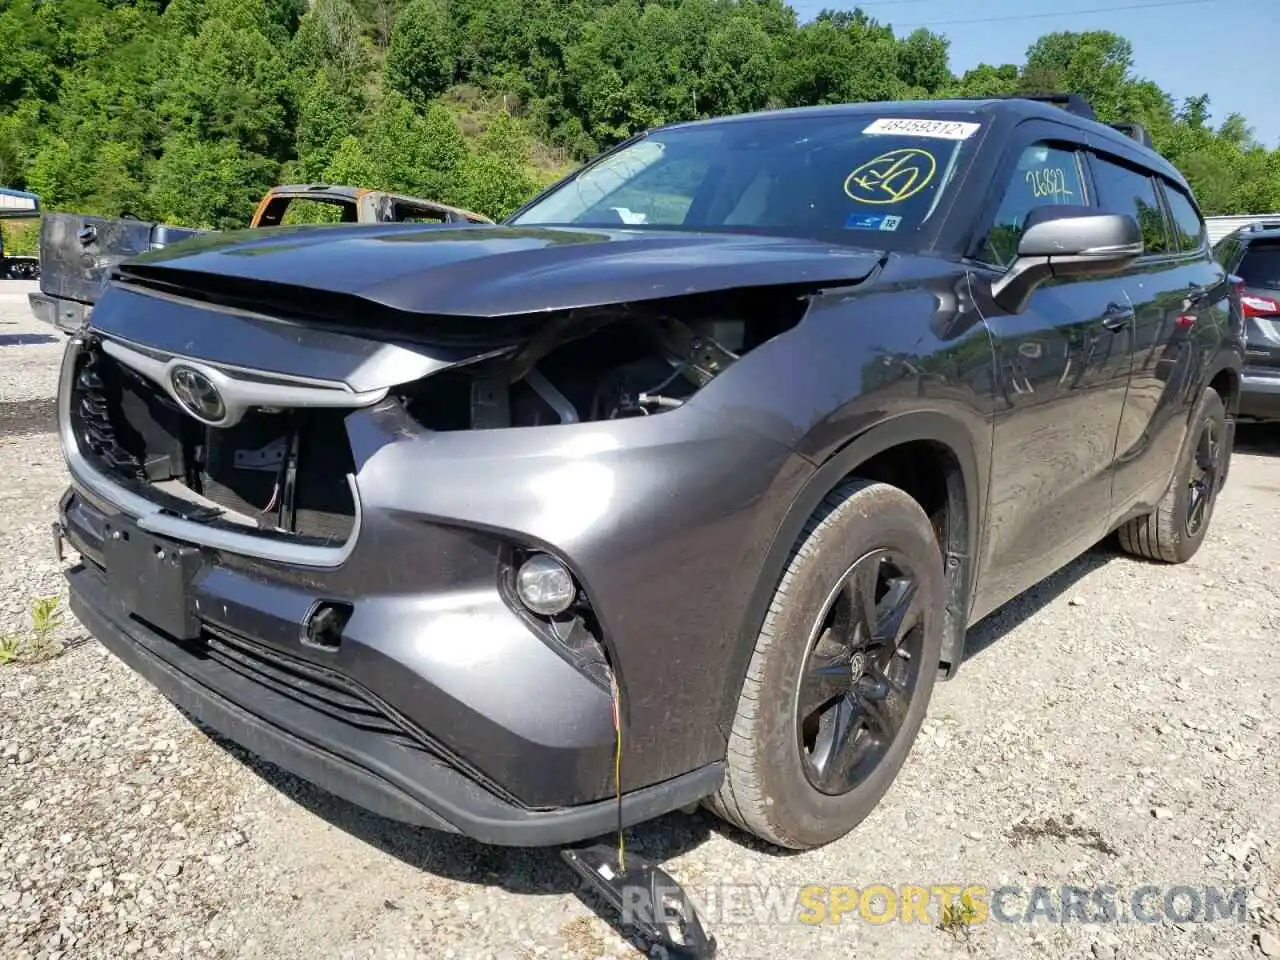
[970,120,1133,611]
[1094,152,1223,519]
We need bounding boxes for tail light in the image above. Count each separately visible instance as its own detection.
[1242,296,1279,318]
[1238,277,1280,318]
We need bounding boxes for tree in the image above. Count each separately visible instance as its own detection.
[461,110,539,218]
[5,2,1278,227]
[294,68,363,181]
[148,135,276,228]
[386,0,456,108]
[291,0,369,79]
[1022,30,1133,122]
[897,29,950,95]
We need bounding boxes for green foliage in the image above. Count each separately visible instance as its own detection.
[461,111,539,218]
[1,1,1277,229]
[386,0,456,107]
[294,68,363,180]
[0,595,65,666]
[0,219,39,257]
[148,134,278,228]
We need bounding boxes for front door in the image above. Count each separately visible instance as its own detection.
[969,131,1133,614]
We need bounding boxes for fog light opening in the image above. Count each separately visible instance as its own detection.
[515,553,577,616]
[302,600,353,651]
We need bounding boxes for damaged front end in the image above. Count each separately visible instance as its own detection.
[64,275,811,551]
[54,245,848,843]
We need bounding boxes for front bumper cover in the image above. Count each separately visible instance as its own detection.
[66,558,723,846]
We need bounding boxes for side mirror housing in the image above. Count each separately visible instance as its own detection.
[991,206,1144,313]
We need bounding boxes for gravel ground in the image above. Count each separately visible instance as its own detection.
[1,279,1278,960]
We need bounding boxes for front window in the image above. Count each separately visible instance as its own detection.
[979,142,1088,268]
[509,113,984,247]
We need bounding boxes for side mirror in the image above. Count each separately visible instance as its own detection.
[991,206,1143,313]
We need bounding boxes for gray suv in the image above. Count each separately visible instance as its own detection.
[54,94,1243,853]
[1213,221,1280,420]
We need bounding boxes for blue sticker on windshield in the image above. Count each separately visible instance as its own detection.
[844,212,903,232]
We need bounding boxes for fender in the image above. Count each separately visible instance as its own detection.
[1112,347,1242,533]
[716,410,987,735]
[1196,348,1243,483]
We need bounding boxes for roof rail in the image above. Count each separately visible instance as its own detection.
[1247,220,1280,232]
[951,92,1098,120]
[961,94,1158,148]
[1012,93,1098,121]
[1109,121,1154,148]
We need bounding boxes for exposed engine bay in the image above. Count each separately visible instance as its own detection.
[396,291,803,431]
[67,285,807,545]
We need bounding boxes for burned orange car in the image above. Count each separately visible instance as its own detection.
[250,184,492,228]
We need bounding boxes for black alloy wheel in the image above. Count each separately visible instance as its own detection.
[1116,385,1226,564]
[796,549,926,796]
[707,478,944,850]
[1186,416,1221,538]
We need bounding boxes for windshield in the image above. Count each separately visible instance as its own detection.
[509,113,983,247]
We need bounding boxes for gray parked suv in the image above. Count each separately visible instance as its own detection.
[53,94,1243,853]
[1213,221,1280,420]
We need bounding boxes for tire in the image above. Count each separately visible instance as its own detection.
[706,478,945,850]
[1117,386,1226,564]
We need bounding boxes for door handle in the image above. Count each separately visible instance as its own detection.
[1101,304,1134,332]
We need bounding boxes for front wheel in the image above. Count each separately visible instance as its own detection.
[1117,385,1226,564]
[706,479,945,850]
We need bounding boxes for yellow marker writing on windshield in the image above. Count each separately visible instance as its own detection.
[845,148,938,205]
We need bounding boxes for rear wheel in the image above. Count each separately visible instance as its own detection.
[1117,386,1226,564]
[706,479,944,850]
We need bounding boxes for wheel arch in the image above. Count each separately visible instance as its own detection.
[1201,352,1241,481]
[718,411,985,737]
[1206,361,1240,417]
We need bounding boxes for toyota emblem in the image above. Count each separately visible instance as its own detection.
[169,366,226,424]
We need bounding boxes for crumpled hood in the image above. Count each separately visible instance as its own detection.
[115,222,884,318]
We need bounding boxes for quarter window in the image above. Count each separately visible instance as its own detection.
[1164,184,1205,253]
[980,143,1087,268]
[1213,234,1240,269]
[1089,154,1170,255]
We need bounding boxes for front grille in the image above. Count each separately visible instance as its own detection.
[200,626,525,807]
[203,626,420,745]
[69,341,356,544]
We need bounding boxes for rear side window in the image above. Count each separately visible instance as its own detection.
[980,142,1088,268]
[1213,234,1241,268]
[1090,154,1169,255]
[1163,184,1205,252]
[1239,241,1280,290]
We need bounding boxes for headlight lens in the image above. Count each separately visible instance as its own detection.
[515,553,577,616]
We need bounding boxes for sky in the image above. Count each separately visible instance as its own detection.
[788,0,1280,148]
